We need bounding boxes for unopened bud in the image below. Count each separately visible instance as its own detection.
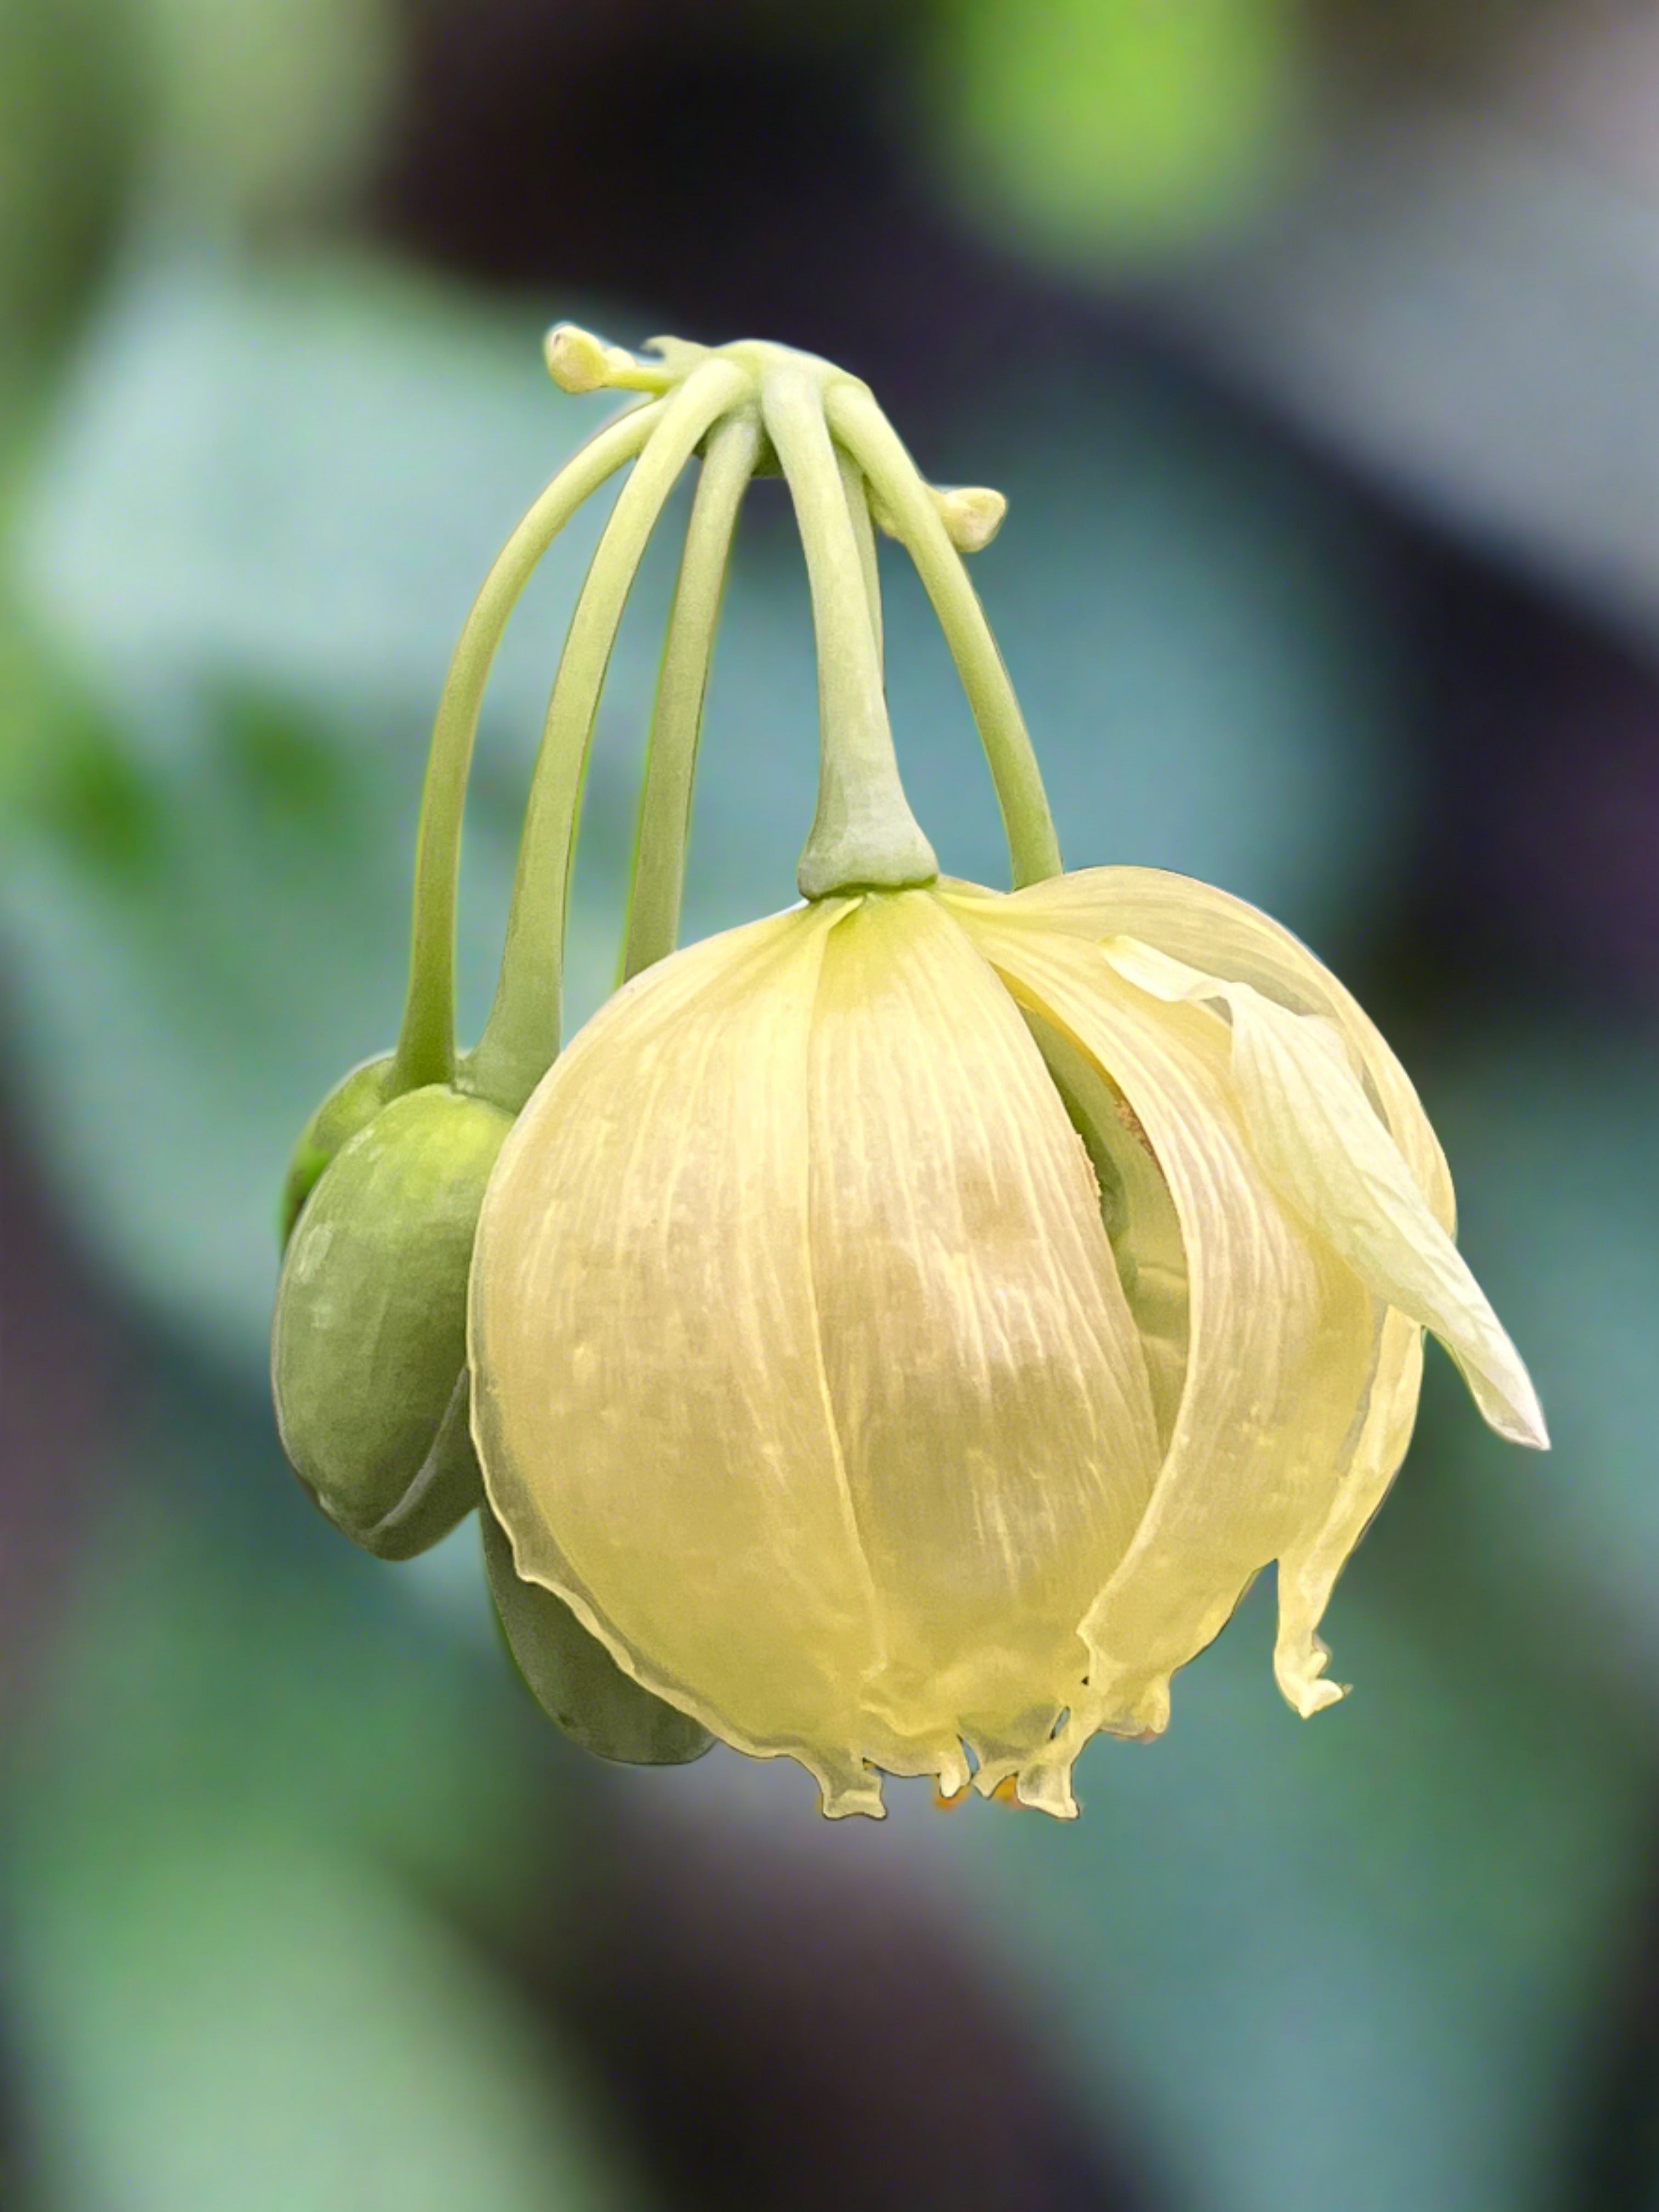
[273,1085,512,1560]
[280,1053,396,1248]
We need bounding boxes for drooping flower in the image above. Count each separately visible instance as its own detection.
[469,869,1544,1818]
[273,319,1544,1814]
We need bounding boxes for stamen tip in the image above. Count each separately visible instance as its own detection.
[936,484,1007,552]
[544,323,618,393]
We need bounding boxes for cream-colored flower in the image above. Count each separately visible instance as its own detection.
[468,868,1545,1820]
[273,320,1544,1811]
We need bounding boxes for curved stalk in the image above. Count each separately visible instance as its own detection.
[470,357,750,1111]
[839,445,883,674]
[763,369,936,901]
[391,398,665,1094]
[825,379,1063,889]
[622,409,761,981]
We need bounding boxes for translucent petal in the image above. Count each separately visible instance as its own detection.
[480,1506,712,1765]
[469,901,886,1818]
[806,893,1162,1778]
[944,867,1453,1229]
[1018,1005,1191,1453]
[957,918,1381,1810]
[1274,1308,1424,1715]
[1101,936,1548,1450]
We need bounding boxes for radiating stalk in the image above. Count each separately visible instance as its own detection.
[391,398,664,1095]
[839,444,883,674]
[622,408,761,982]
[826,379,1063,889]
[764,369,936,901]
[470,357,749,1111]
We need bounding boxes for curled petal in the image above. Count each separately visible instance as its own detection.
[470,902,887,1818]
[1274,1309,1424,1715]
[806,893,1162,1783]
[948,867,1454,1230]
[1102,936,1547,1450]
[960,918,1380,1810]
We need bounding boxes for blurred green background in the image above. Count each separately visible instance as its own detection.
[3,2,1659,2207]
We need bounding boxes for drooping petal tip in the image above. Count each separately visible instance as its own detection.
[1094,932,1549,1457]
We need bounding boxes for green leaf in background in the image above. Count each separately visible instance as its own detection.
[2,1367,646,2212]
[921,0,1306,263]
[15,253,642,756]
[0,0,136,386]
[13,1826,633,2212]
[130,0,397,225]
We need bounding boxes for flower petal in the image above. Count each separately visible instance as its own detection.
[962,918,1381,1807]
[1102,935,1548,1450]
[469,901,887,1818]
[946,866,1454,1229]
[1274,1308,1424,1715]
[481,1506,713,1764]
[808,893,1162,1780]
[1016,1003,1190,1454]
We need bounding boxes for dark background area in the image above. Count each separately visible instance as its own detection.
[4,3,1659,2207]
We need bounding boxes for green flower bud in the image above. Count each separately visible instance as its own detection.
[482,1509,712,1766]
[279,1053,397,1249]
[273,1084,511,1560]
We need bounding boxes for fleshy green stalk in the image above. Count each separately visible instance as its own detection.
[622,409,761,981]
[471,357,750,1111]
[391,398,665,1096]
[839,444,883,674]
[763,368,936,900]
[825,379,1063,889]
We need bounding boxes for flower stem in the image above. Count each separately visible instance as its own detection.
[470,357,749,1111]
[826,380,1063,889]
[390,398,664,1097]
[839,445,883,674]
[764,368,936,900]
[622,408,761,981]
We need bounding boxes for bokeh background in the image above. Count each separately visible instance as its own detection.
[3,2,1659,2207]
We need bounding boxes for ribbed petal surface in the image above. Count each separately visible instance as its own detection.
[1274,1307,1424,1714]
[1017,1005,1191,1454]
[956,916,1380,1813]
[1102,936,1547,1449]
[949,873,1541,1741]
[469,902,887,1817]
[947,867,1454,1226]
[806,893,1161,1784]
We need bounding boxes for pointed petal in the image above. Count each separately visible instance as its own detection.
[962,919,1381,1793]
[1102,936,1548,1450]
[1274,1308,1424,1715]
[806,892,1162,1770]
[469,901,886,1819]
[944,867,1454,1230]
